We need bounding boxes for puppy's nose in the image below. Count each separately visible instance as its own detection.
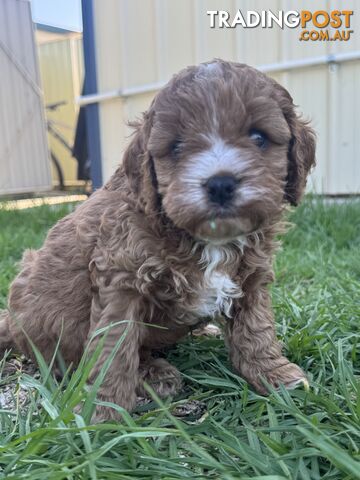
[205,175,237,206]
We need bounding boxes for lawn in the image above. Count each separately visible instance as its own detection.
[0,198,359,479]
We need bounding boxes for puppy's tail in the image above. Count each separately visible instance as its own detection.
[0,309,14,357]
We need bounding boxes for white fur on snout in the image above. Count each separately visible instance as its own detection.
[180,138,272,207]
[181,138,248,189]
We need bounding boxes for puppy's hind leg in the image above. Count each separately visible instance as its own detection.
[0,310,15,357]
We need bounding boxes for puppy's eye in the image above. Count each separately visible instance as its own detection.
[249,129,268,149]
[169,139,182,157]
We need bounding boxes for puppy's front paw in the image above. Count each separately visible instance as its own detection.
[75,389,137,423]
[244,358,308,395]
[91,391,138,423]
[90,404,121,423]
[137,358,182,398]
[263,361,309,392]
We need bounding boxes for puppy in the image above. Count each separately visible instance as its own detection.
[0,60,315,421]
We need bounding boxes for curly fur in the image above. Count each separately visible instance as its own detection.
[0,60,316,421]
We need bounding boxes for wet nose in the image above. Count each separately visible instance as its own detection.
[205,175,238,206]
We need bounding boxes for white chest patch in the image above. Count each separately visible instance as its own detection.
[196,271,242,319]
[193,243,243,320]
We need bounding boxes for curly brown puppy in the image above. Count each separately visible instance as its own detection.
[0,60,315,421]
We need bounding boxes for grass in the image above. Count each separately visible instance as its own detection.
[0,197,359,479]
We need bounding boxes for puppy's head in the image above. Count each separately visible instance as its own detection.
[124,60,316,243]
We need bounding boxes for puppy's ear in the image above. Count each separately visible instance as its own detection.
[284,114,316,206]
[123,111,159,212]
[123,112,151,193]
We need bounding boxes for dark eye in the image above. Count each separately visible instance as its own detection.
[169,138,182,157]
[249,129,268,149]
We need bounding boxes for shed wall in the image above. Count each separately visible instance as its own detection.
[0,0,51,195]
[92,0,360,194]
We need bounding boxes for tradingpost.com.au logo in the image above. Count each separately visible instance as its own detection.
[207,10,354,41]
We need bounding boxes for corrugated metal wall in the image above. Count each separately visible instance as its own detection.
[37,35,83,183]
[91,0,359,194]
[0,0,51,195]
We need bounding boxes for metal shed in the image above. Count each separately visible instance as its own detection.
[81,0,359,195]
[0,0,51,196]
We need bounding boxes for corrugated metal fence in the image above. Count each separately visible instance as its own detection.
[84,0,359,194]
[0,0,50,196]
